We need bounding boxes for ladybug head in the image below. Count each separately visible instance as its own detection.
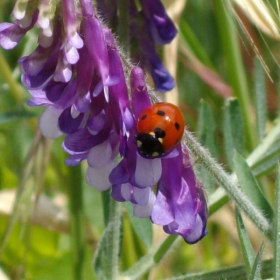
[135,132,164,158]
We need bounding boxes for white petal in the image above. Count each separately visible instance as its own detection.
[133,187,151,205]
[135,155,162,188]
[39,106,63,139]
[87,140,113,168]
[121,183,132,201]
[133,192,156,218]
[86,161,114,191]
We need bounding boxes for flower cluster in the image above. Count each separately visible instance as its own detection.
[0,0,207,243]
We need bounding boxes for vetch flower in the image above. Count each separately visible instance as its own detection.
[0,1,208,244]
[139,0,178,45]
[109,66,208,243]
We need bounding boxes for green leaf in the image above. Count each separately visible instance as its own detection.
[250,243,265,280]
[254,58,267,142]
[179,19,214,69]
[234,152,274,223]
[236,208,256,276]
[197,100,217,157]
[125,202,153,247]
[162,259,273,280]
[197,101,217,190]
[93,199,122,280]
[0,110,36,125]
[223,98,244,169]
[121,235,178,280]
[274,164,280,280]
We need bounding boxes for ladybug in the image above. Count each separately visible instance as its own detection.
[136,102,185,158]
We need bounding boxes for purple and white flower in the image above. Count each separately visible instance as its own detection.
[0,0,208,243]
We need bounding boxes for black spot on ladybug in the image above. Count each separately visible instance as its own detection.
[174,122,180,130]
[140,114,147,120]
[154,127,166,139]
[156,110,165,116]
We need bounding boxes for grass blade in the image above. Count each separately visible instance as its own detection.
[250,243,265,280]
[234,152,274,223]
[274,164,280,280]
[214,0,255,149]
[68,165,85,280]
[254,58,267,142]
[163,258,273,280]
[197,101,217,190]
[236,208,256,276]
[223,98,244,169]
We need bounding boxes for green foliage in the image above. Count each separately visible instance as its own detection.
[1,1,280,280]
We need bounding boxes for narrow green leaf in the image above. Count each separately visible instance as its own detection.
[163,259,273,280]
[234,152,274,223]
[254,58,267,142]
[121,235,178,280]
[250,243,265,280]
[236,208,255,276]
[68,165,85,280]
[94,199,122,280]
[214,0,255,149]
[179,18,214,69]
[0,111,36,125]
[125,202,153,247]
[223,98,244,168]
[102,189,112,226]
[197,100,217,157]
[274,164,280,280]
[197,101,217,190]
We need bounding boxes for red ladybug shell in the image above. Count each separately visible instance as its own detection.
[136,102,185,158]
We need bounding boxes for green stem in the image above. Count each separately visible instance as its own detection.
[0,50,23,102]
[153,235,178,264]
[68,165,85,280]
[214,0,255,150]
[183,130,273,240]
[274,164,280,279]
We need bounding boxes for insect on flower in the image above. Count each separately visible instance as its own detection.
[136,102,185,158]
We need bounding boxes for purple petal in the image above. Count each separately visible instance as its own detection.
[111,183,132,202]
[130,67,151,119]
[45,80,68,102]
[151,151,196,231]
[0,22,26,49]
[65,152,89,166]
[58,106,84,134]
[80,0,110,86]
[140,36,175,92]
[109,159,131,185]
[139,0,177,45]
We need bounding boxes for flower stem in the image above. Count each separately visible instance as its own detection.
[214,0,255,150]
[68,165,85,280]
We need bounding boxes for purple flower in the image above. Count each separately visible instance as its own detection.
[139,0,178,45]
[110,67,207,243]
[0,1,207,244]
[0,10,38,49]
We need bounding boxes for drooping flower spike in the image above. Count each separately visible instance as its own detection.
[0,0,208,243]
